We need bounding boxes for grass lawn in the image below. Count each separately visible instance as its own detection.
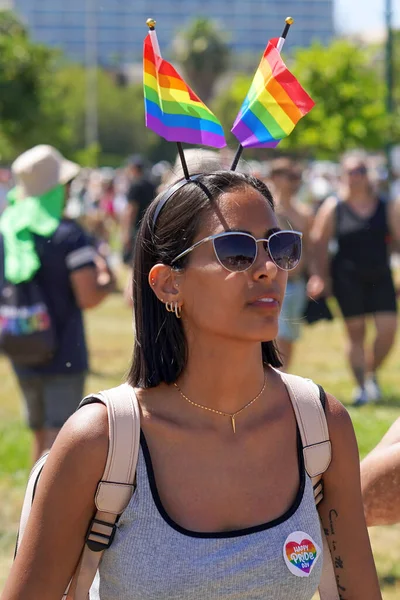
[0,291,399,596]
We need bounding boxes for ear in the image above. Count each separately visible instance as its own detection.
[148,263,183,305]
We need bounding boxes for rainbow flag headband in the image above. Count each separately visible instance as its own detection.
[144,18,315,224]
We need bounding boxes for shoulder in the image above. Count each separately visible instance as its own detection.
[281,203,313,232]
[387,197,400,219]
[324,393,359,467]
[54,218,88,240]
[319,194,339,214]
[40,402,109,490]
[127,180,141,198]
[53,219,93,251]
[311,195,338,237]
[55,401,109,461]
[54,219,96,271]
[296,202,313,220]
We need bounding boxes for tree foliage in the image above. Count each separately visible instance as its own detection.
[214,39,396,159]
[283,40,394,157]
[0,11,71,160]
[0,9,178,166]
[54,65,176,165]
[173,17,230,103]
[2,9,398,166]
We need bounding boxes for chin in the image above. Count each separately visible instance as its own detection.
[248,323,279,343]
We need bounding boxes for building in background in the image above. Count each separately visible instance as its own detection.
[9,0,334,66]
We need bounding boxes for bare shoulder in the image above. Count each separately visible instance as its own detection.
[388,196,400,217]
[324,392,354,437]
[293,203,313,232]
[296,202,313,220]
[56,401,108,452]
[324,393,359,466]
[317,195,338,217]
[38,402,109,492]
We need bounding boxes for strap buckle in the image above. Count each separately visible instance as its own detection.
[85,518,117,552]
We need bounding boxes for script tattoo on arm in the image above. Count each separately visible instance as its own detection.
[324,508,347,600]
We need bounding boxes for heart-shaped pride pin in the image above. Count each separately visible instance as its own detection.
[283,531,321,578]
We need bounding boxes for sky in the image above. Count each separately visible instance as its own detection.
[335,0,400,33]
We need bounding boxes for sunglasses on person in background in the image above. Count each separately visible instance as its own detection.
[346,166,367,176]
[171,230,303,273]
[273,169,302,182]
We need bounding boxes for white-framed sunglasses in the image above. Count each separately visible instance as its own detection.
[171,229,303,273]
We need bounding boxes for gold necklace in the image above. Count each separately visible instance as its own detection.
[173,374,267,434]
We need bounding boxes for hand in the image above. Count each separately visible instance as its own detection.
[307,275,329,299]
[94,254,116,290]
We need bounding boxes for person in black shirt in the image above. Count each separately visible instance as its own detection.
[122,155,156,264]
[308,153,400,405]
[1,145,116,462]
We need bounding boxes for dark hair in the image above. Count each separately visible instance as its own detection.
[128,170,282,388]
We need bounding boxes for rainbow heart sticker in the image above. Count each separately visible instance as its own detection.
[283,531,321,577]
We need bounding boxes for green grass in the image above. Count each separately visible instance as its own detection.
[1,292,400,597]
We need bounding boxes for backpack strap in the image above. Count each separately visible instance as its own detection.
[279,371,339,600]
[65,383,140,600]
[15,451,48,557]
[279,371,331,503]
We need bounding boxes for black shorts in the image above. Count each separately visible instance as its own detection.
[332,264,397,319]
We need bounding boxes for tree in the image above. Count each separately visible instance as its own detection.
[54,65,176,166]
[0,11,73,161]
[214,39,395,159]
[173,17,230,103]
[283,40,393,157]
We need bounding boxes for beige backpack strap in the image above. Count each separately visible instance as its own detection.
[65,383,140,600]
[15,452,49,556]
[279,372,331,487]
[279,371,339,600]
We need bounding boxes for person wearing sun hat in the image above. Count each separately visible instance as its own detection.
[0,145,115,462]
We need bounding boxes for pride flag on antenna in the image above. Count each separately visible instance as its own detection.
[231,38,315,148]
[143,31,226,148]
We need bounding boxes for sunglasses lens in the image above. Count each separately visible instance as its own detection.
[347,166,367,176]
[268,232,302,270]
[214,234,256,272]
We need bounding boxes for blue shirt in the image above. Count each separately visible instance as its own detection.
[11,219,96,377]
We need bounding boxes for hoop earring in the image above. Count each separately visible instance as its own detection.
[174,302,182,319]
[165,301,174,313]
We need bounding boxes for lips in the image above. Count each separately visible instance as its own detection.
[249,294,280,309]
[249,291,280,305]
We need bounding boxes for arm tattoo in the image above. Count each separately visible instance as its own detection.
[324,508,347,599]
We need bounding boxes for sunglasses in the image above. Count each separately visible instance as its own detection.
[273,170,302,182]
[171,230,303,273]
[346,166,367,176]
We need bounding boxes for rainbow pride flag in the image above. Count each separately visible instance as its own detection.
[143,33,226,148]
[231,38,315,148]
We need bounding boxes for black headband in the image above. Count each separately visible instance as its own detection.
[152,173,214,228]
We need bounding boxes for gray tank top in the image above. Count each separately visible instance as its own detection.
[90,432,323,600]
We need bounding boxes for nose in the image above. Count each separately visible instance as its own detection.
[251,243,278,281]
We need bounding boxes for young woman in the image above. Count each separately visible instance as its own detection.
[308,154,400,405]
[3,172,381,599]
